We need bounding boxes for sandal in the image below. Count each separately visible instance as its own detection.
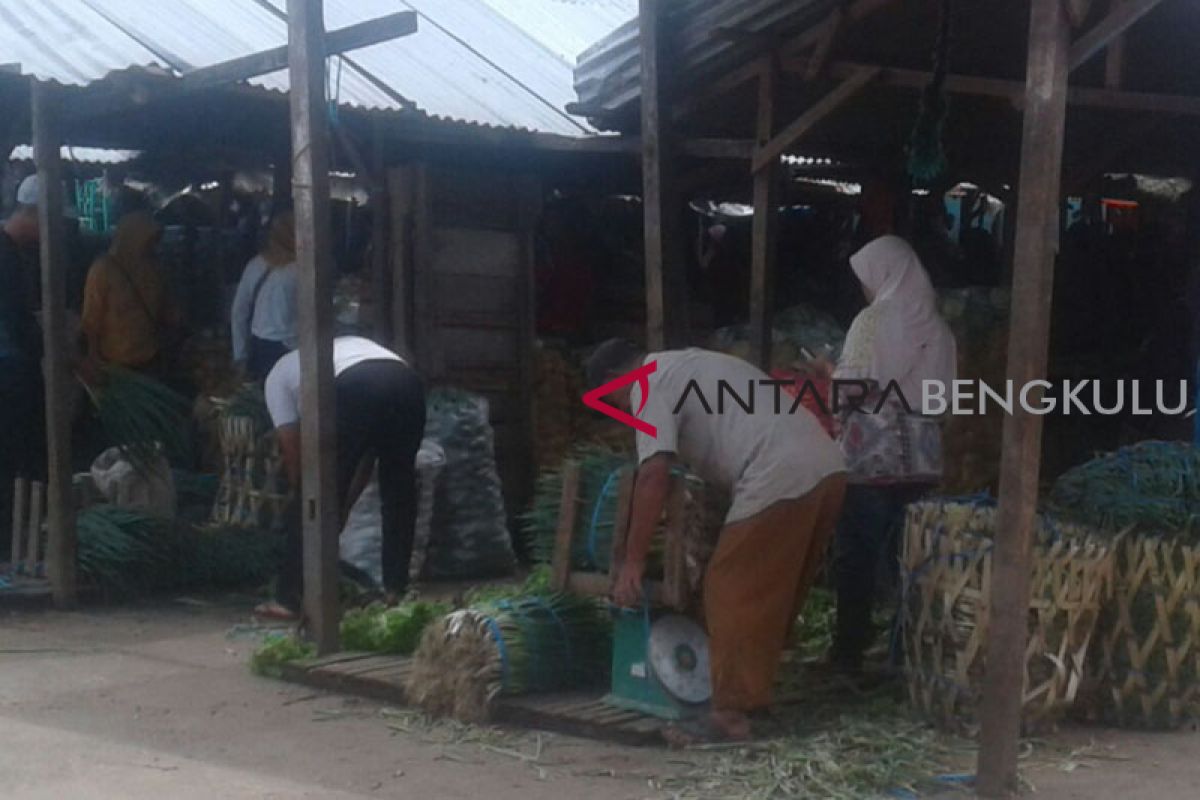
[253,601,299,621]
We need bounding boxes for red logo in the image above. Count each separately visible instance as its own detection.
[582,360,658,438]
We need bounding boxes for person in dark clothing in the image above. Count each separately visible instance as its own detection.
[258,336,426,618]
[1,177,47,555]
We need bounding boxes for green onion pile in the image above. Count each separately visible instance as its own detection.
[83,366,193,473]
[250,633,316,679]
[521,445,630,569]
[76,505,177,593]
[1047,441,1200,542]
[408,592,611,722]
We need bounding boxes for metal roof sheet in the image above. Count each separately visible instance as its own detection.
[1,0,634,135]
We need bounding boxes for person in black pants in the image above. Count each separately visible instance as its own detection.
[260,336,425,618]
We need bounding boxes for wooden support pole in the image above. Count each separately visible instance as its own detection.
[550,461,583,591]
[639,0,686,350]
[369,121,391,342]
[748,61,779,369]
[751,66,880,173]
[32,79,76,607]
[286,0,339,655]
[386,164,414,359]
[976,1,1071,794]
[1069,0,1162,70]
[10,477,26,572]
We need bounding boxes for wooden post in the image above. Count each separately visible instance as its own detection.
[387,164,414,359]
[32,80,76,607]
[749,61,779,369]
[369,121,391,343]
[638,0,685,350]
[10,477,26,572]
[550,462,582,591]
[286,0,339,655]
[976,1,1071,794]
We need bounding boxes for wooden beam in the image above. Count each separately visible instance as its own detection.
[639,0,686,350]
[749,61,779,368]
[184,12,416,93]
[32,79,76,609]
[1064,0,1094,28]
[778,58,1200,116]
[1069,0,1163,70]
[287,0,340,655]
[976,1,1071,795]
[387,164,415,359]
[805,6,846,82]
[671,0,896,121]
[69,12,417,122]
[751,66,880,173]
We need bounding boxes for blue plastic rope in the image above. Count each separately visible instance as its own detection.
[587,469,621,568]
[483,616,510,691]
[531,596,574,677]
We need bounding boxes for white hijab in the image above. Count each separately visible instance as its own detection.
[835,235,957,402]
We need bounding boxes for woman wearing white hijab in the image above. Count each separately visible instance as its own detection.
[828,235,956,672]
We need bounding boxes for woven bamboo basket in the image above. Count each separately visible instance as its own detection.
[901,500,1113,734]
[211,413,291,531]
[1092,534,1200,728]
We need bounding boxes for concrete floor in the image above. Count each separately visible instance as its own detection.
[1,598,1197,799]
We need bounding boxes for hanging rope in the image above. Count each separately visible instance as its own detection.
[907,0,953,186]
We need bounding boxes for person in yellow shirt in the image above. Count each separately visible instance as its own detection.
[81,211,178,375]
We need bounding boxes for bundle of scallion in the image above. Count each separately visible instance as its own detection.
[76,505,177,593]
[1048,441,1200,542]
[521,445,630,569]
[407,592,611,721]
[82,366,192,473]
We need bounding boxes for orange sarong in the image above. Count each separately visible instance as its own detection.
[704,472,847,711]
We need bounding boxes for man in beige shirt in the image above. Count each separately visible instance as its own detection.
[585,340,846,743]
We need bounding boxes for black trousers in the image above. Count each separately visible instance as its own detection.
[831,482,933,667]
[277,360,426,609]
[247,336,290,382]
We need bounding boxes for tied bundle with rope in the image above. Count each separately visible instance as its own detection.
[407,593,611,721]
[1049,441,1200,728]
[900,497,1113,734]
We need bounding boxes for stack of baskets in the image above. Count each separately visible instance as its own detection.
[1049,441,1200,728]
[901,498,1113,733]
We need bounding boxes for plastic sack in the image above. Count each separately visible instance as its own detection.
[338,438,446,585]
[423,389,516,579]
[90,446,177,519]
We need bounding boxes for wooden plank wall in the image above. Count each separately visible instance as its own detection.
[389,163,541,517]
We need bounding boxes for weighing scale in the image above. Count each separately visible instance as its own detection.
[605,609,712,720]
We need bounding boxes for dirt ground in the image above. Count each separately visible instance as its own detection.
[1,598,1197,799]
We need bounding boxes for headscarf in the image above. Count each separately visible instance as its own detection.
[834,235,957,402]
[107,210,163,278]
[261,211,296,267]
[81,211,167,366]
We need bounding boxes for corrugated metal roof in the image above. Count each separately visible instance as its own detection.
[574,0,836,119]
[0,0,635,135]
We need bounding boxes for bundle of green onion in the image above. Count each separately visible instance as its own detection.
[76,505,177,593]
[1048,441,1200,542]
[521,445,630,569]
[83,366,193,473]
[408,592,611,721]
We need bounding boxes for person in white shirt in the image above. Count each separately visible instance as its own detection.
[231,211,298,380]
[259,336,425,618]
[585,340,846,744]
